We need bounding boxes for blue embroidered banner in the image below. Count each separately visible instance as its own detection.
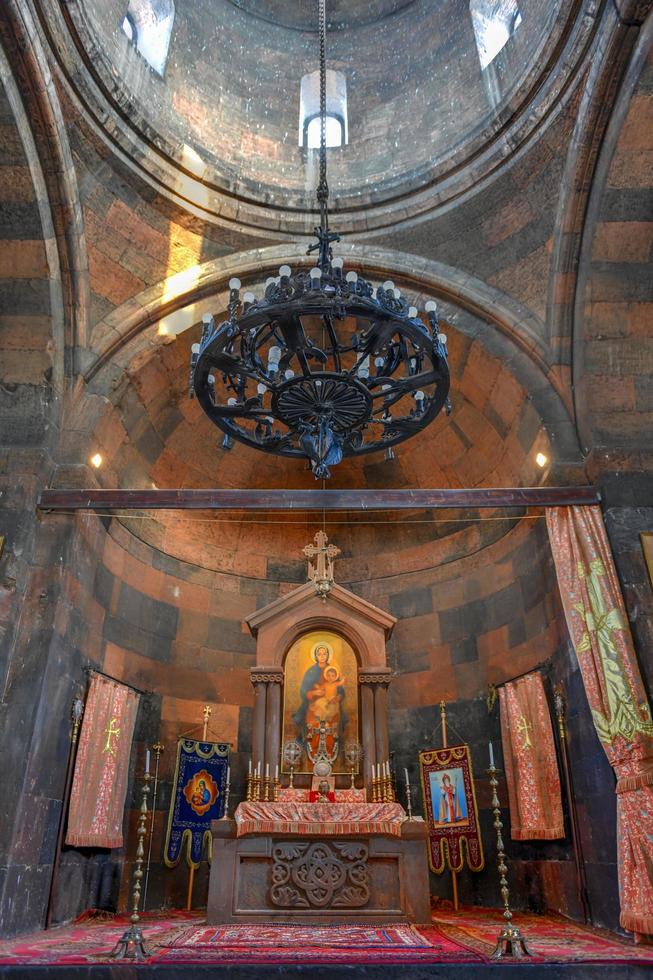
[164,738,229,869]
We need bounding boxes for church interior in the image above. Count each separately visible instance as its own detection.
[1,0,653,975]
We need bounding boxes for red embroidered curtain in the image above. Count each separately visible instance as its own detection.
[66,673,140,848]
[499,672,564,840]
[546,505,653,934]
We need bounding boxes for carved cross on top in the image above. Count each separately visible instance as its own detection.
[303,530,340,594]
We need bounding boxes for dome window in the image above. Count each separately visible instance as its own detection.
[121,0,175,77]
[470,0,522,71]
[299,69,348,149]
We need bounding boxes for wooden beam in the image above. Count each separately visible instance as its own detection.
[37,486,601,512]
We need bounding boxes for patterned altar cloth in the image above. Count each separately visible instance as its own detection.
[276,787,367,803]
[234,801,407,837]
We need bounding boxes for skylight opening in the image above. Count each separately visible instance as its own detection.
[121,0,175,77]
[306,114,345,149]
[299,68,348,149]
[470,0,522,71]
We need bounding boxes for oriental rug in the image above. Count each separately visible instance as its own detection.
[1,908,653,968]
[433,905,653,964]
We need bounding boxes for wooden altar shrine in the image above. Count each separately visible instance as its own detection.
[206,533,431,925]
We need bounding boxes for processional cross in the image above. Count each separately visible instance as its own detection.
[303,530,340,599]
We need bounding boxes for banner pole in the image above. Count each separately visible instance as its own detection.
[45,697,85,928]
[440,700,458,911]
[186,863,195,911]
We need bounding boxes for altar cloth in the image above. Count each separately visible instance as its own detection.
[276,787,367,803]
[234,801,407,837]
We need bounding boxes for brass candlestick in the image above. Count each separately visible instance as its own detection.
[263,776,271,802]
[111,772,152,960]
[487,764,532,959]
[252,772,260,801]
[246,771,253,801]
[273,776,280,801]
[371,772,380,803]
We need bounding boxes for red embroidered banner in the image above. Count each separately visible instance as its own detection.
[547,505,653,934]
[419,745,484,874]
[499,672,564,840]
[65,673,140,848]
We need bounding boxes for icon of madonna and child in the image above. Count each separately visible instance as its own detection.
[286,637,355,768]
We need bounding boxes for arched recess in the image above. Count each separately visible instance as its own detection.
[80,241,582,472]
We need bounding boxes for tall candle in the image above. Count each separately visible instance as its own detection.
[275,765,279,781]
[248,759,252,776]
[226,765,231,785]
[257,761,261,776]
[489,741,495,767]
[265,762,269,779]
[404,767,409,785]
[145,749,150,774]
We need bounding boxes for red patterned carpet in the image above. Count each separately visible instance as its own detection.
[0,907,651,967]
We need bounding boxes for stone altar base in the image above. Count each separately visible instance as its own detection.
[207,817,431,925]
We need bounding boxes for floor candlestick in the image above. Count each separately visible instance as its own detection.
[487,764,532,959]
[111,772,152,959]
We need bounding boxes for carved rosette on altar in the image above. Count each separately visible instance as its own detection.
[419,745,484,874]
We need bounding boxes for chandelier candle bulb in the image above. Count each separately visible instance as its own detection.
[425,300,438,313]
[228,278,241,292]
[345,270,358,283]
[408,306,418,318]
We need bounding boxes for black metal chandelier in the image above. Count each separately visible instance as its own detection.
[190,0,451,479]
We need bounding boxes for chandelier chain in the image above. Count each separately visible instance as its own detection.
[317,0,329,228]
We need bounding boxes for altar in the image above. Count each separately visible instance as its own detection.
[206,533,432,925]
[207,802,430,924]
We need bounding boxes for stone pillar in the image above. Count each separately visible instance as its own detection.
[374,679,390,767]
[360,680,376,787]
[251,671,267,775]
[265,672,283,779]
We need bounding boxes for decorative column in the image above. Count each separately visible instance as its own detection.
[250,670,268,775]
[373,672,391,766]
[359,678,376,787]
[264,671,284,780]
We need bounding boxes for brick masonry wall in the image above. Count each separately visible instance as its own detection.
[0,82,55,446]
[577,35,653,453]
[40,508,618,924]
